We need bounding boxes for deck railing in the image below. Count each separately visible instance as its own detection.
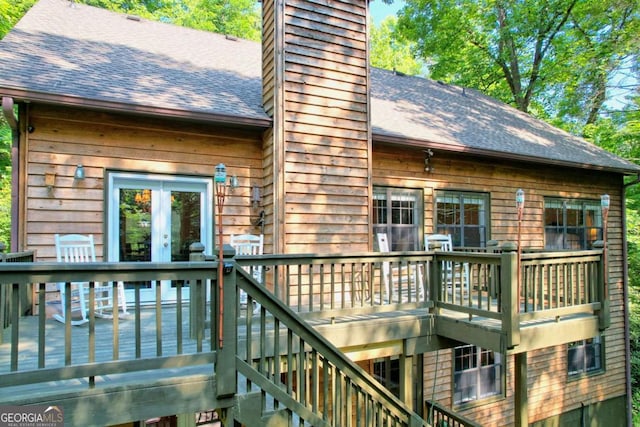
[425,401,481,427]
[0,244,607,426]
[0,262,217,382]
[233,243,608,353]
[232,251,434,319]
[0,246,36,341]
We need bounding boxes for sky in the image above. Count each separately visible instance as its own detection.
[369,0,404,24]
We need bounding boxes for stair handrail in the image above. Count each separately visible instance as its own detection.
[229,265,429,427]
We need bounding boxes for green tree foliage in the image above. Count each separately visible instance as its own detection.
[0,0,37,37]
[0,124,10,247]
[369,16,426,76]
[396,0,639,126]
[170,0,261,41]
[79,0,261,40]
[0,173,9,248]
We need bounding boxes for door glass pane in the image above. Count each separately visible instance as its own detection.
[170,191,202,262]
[120,188,152,262]
[119,188,152,291]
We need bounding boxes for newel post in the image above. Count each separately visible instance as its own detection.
[188,243,238,398]
[593,240,610,330]
[217,243,238,399]
[501,242,520,349]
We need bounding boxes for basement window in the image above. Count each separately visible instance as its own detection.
[373,357,400,397]
[453,345,503,405]
[568,336,603,376]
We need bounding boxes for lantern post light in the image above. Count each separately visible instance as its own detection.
[601,194,610,299]
[214,163,227,348]
[516,189,525,312]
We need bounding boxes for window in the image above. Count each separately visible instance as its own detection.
[544,198,602,249]
[373,357,399,397]
[568,337,603,376]
[435,191,489,247]
[453,345,502,404]
[373,187,423,251]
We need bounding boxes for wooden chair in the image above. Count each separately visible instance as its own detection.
[376,233,424,302]
[425,233,469,296]
[53,234,127,325]
[229,234,264,313]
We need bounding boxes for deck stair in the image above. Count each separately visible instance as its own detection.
[229,268,430,426]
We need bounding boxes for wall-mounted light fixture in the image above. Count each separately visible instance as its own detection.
[44,172,56,193]
[251,185,261,207]
[74,164,85,180]
[424,149,434,172]
[229,175,239,191]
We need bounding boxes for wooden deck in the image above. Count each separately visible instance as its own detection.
[0,248,610,426]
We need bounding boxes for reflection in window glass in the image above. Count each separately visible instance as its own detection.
[453,345,502,404]
[373,188,423,251]
[170,191,201,262]
[436,192,488,247]
[544,199,602,249]
[568,337,602,375]
[120,188,152,262]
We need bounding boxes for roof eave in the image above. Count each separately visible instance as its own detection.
[374,133,640,176]
[1,88,273,130]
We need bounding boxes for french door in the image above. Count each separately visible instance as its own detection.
[107,173,213,303]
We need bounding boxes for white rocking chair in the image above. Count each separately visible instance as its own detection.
[53,234,127,325]
[425,233,470,296]
[230,234,264,314]
[376,233,424,302]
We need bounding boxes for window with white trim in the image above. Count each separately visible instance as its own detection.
[435,191,489,247]
[373,187,423,251]
[568,337,603,376]
[453,345,502,404]
[544,198,602,249]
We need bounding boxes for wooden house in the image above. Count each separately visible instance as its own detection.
[0,0,638,425]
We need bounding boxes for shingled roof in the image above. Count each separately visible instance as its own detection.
[0,0,637,174]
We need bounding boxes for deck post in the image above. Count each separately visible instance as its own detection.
[399,350,413,411]
[217,244,238,399]
[487,240,500,298]
[501,242,520,349]
[514,352,528,427]
[429,242,443,313]
[416,353,424,418]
